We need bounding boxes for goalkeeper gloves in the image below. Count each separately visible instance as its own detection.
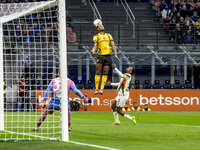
[83,96,92,103]
[39,98,47,108]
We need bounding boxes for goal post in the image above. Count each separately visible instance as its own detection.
[58,0,68,142]
[0,0,68,142]
[0,23,4,131]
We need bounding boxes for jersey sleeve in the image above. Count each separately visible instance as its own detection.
[114,68,130,80]
[70,82,84,99]
[93,35,98,43]
[44,82,53,100]
[111,82,120,86]
[108,34,113,41]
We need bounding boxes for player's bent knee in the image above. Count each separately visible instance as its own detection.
[117,107,124,116]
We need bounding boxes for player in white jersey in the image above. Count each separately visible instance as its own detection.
[106,64,136,125]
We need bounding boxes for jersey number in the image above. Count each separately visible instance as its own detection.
[54,80,60,92]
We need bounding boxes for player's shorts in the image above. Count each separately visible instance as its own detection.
[48,98,70,111]
[97,55,112,66]
[115,94,129,108]
[48,98,61,110]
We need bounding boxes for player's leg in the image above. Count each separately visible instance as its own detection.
[68,107,72,131]
[116,107,136,125]
[94,62,102,94]
[99,65,109,94]
[32,105,53,131]
[117,96,136,125]
[32,98,56,131]
[111,99,120,125]
[99,55,112,94]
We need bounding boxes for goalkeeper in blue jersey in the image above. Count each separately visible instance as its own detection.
[32,77,92,132]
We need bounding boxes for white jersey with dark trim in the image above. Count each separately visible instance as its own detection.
[111,68,132,96]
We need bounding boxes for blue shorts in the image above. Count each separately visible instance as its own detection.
[48,98,70,110]
[48,98,61,110]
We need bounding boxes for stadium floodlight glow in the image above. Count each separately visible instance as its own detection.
[0,0,68,142]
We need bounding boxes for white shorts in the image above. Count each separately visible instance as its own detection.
[115,94,129,107]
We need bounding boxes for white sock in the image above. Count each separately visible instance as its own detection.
[124,114,132,121]
[113,112,119,122]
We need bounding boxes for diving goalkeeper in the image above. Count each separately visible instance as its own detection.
[32,76,91,132]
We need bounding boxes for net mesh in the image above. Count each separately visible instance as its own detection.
[0,0,61,141]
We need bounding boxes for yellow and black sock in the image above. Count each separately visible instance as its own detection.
[100,74,108,90]
[95,74,100,90]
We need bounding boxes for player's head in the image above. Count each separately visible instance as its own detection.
[125,103,128,107]
[126,66,135,75]
[20,76,24,81]
[144,104,148,110]
[133,102,138,107]
[97,24,104,32]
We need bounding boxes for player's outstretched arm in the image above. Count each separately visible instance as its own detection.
[71,83,92,103]
[44,83,53,100]
[111,64,130,80]
[40,82,53,108]
[106,80,119,87]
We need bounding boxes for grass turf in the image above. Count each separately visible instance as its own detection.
[1,111,200,150]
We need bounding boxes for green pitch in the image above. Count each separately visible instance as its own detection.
[1,111,200,150]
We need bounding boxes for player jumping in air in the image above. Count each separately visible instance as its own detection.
[91,22,119,95]
[32,76,91,132]
[106,64,136,125]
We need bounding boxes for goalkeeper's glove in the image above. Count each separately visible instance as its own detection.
[39,98,47,108]
[83,96,92,103]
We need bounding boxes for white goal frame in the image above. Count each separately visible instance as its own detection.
[0,0,68,142]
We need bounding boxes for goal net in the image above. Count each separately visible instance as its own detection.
[0,0,68,142]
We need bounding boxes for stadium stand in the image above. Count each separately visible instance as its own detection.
[153,0,200,44]
[1,0,196,90]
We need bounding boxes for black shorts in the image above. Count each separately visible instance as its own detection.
[97,55,112,66]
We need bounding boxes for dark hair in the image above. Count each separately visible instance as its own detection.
[133,102,137,104]
[131,67,135,75]
[144,104,148,106]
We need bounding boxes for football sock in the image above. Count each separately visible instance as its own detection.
[100,74,108,90]
[113,111,119,122]
[95,74,100,90]
[37,110,48,126]
[68,108,71,127]
[124,114,132,121]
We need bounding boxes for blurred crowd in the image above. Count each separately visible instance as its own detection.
[1,0,75,44]
[156,0,200,44]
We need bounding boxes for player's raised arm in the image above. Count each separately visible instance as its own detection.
[111,64,130,80]
[70,82,92,103]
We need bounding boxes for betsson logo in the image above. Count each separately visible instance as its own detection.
[140,95,199,106]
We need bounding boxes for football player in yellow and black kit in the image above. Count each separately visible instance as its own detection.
[91,24,119,95]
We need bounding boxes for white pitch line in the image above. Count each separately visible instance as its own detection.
[153,124,200,128]
[70,141,120,150]
[3,130,57,140]
[2,130,120,150]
